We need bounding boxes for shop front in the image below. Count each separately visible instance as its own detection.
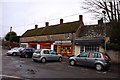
[54,41,72,57]
[40,42,54,49]
[28,41,54,49]
[28,42,37,49]
[75,38,104,53]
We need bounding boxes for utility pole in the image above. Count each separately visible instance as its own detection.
[102,11,107,52]
[9,27,12,49]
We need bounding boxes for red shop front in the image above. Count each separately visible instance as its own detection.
[28,42,38,49]
[40,42,53,49]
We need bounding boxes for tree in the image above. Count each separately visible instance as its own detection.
[5,31,19,43]
[82,0,120,22]
[82,0,120,51]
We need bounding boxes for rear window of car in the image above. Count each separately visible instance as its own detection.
[26,49,34,52]
[94,53,101,58]
[104,53,111,60]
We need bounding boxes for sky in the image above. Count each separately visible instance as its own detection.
[1,0,99,38]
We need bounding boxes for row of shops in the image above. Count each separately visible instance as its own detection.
[20,15,108,57]
[21,38,105,57]
[21,41,72,56]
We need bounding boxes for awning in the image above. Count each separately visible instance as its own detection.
[75,39,104,45]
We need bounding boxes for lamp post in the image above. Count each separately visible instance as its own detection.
[9,27,12,49]
[102,10,107,52]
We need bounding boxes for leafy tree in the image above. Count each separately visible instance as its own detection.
[5,31,19,43]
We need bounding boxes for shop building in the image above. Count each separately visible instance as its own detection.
[20,16,111,57]
[20,15,84,56]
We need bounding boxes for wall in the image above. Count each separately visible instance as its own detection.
[20,33,75,43]
[74,45,80,56]
[107,50,120,64]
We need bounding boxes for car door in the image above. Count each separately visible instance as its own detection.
[49,50,58,60]
[43,50,51,60]
[76,52,88,66]
[86,52,96,67]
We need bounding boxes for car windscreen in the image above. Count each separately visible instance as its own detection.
[35,50,41,54]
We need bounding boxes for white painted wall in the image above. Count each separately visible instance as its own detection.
[37,44,40,49]
[51,44,54,50]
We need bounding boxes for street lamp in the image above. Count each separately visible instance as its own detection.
[9,27,12,49]
[102,10,107,52]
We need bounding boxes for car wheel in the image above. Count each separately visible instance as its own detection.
[41,58,46,63]
[95,64,103,71]
[69,60,76,66]
[24,54,29,58]
[58,57,62,62]
[12,52,16,56]
[20,54,24,58]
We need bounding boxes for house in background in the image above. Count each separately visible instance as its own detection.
[75,18,111,55]
[20,15,84,56]
[20,16,111,57]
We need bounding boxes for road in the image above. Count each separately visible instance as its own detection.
[1,48,119,80]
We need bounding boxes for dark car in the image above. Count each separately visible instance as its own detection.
[69,52,111,71]
[20,48,35,58]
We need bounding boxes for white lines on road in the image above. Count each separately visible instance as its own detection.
[0,74,22,79]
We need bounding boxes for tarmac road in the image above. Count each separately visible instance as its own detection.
[1,48,120,80]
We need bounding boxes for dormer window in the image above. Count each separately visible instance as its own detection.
[65,33,70,39]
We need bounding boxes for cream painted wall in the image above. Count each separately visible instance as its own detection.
[99,46,104,52]
[20,43,28,47]
[74,45,80,56]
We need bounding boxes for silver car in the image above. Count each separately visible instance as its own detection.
[69,52,111,71]
[32,49,62,63]
[6,47,24,56]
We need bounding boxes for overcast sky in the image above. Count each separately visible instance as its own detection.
[1,0,99,37]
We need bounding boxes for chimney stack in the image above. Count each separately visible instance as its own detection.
[45,22,49,27]
[60,19,63,24]
[35,24,38,29]
[98,18,103,24]
[79,15,83,21]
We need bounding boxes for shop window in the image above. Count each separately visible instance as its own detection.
[62,46,71,53]
[57,45,71,54]
[81,45,99,52]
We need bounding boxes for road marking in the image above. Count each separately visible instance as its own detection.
[0,75,22,79]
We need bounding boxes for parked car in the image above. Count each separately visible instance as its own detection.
[69,51,111,71]
[32,49,62,63]
[20,48,35,58]
[6,47,24,56]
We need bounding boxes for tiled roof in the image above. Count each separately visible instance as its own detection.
[79,23,111,39]
[21,21,82,37]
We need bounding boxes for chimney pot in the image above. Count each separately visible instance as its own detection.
[45,22,49,27]
[35,24,38,29]
[98,18,103,24]
[60,19,63,24]
[79,15,83,21]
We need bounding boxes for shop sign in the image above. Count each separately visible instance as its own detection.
[55,41,71,44]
